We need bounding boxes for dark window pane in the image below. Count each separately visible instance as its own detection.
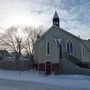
[67,43,69,53]
[47,42,49,54]
[70,42,73,53]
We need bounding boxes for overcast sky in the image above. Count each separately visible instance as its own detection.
[0,0,90,39]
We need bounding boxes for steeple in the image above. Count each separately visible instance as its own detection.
[53,11,60,27]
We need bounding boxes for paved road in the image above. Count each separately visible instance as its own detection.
[0,79,89,90]
[0,79,62,90]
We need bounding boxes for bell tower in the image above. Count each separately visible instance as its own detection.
[53,11,60,27]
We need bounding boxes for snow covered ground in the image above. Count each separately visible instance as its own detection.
[0,70,90,90]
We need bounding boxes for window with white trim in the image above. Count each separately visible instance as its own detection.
[66,40,74,54]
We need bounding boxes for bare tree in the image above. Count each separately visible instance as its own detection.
[0,26,25,61]
[0,26,44,61]
[0,26,44,69]
[23,26,44,60]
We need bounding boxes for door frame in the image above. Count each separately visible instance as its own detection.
[45,60,52,75]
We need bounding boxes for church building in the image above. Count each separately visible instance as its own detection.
[34,11,90,75]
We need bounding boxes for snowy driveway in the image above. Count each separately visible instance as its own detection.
[0,70,90,90]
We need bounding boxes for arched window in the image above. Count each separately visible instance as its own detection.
[46,42,50,55]
[66,40,74,54]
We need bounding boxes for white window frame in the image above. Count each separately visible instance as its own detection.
[66,40,74,55]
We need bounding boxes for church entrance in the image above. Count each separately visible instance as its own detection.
[45,61,51,75]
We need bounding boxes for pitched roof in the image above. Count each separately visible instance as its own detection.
[83,40,90,51]
[34,26,54,46]
[34,26,90,51]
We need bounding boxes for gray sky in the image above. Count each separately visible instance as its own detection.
[0,0,90,39]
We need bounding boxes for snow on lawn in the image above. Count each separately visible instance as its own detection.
[0,70,90,90]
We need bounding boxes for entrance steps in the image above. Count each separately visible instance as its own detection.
[60,58,90,75]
